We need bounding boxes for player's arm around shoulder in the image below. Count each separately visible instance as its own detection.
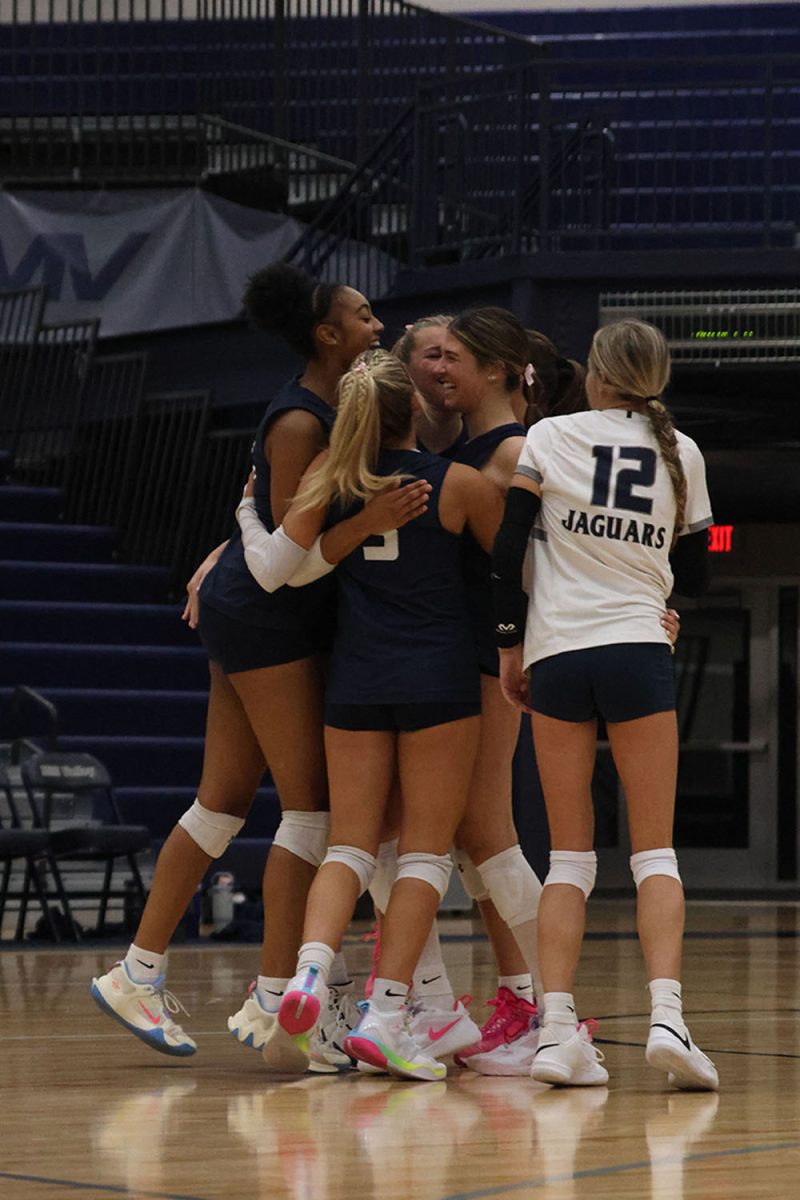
[439,462,505,553]
[236,450,328,593]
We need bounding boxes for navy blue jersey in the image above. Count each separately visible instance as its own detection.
[326,449,480,706]
[454,423,526,470]
[450,422,526,676]
[200,378,337,642]
[417,423,469,461]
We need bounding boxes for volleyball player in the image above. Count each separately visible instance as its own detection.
[525,330,587,424]
[90,265,426,1066]
[239,349,504,1080]
[430,307,546,1071]
[492,318,718,1090]
[394,316,464,455]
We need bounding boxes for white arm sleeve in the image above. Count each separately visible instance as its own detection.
[286,536,337,587]
[236,498,308,593]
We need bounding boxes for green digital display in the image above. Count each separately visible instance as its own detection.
[692,330,756,339]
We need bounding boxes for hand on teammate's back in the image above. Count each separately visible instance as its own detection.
[181,541,229,629]
[661,607,680,647]
[361,478,431,536]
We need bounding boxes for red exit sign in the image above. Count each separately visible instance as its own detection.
[708,524,734,553]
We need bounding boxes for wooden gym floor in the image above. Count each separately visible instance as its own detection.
[2,900,800,1200]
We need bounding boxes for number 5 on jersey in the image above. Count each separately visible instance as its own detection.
[363,530,399,561]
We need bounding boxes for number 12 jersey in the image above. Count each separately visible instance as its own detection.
[514,408,713,666]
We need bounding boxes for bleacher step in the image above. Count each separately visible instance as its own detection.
[0,687,208,737]
[0,643,209,690]
[0,600,193,646]
[0,522,117,563]
[0,560,170,603]
[0,486,63,522]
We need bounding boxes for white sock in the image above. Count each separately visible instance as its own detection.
[370,977,408,1014]
[329,952,353,989]
[505,918,545,1002]
[256,976,289,1012]
[296,941,335,983]
[498,973,534,1004]
[543,991,579,1037]
[124,944,165,985]
[411,921,454,1005]
[649,977,684,1026]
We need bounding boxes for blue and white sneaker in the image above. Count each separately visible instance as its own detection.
[228,983,277,1052]
[91,962,196,1057]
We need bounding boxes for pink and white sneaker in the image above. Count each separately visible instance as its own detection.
[455,986,539,1064]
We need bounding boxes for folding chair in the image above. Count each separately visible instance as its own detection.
[0,762,72,941]
[20,751,151,938]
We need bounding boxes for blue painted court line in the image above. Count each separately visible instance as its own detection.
[441,1139,800,1200]
[0,1172,208,1200]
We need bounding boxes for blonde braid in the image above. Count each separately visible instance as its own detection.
[645,396,687,539]
[294,349,415,512]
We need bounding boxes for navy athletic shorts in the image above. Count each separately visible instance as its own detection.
[325,699,481,733]
[528,643,676,723]
[198,601,328,674]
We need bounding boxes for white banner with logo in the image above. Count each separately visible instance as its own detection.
[0,189,373,337]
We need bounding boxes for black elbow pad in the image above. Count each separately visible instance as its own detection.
[491,488,541,647]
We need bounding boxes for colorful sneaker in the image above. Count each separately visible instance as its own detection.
[345,1005,446,1082]
[91,962,196,1057]
[531,1022,608,1087]
[308,984,361,1073]
[455,986,538,1062]
[263,964,329,1074]
[408,995,482,1059]
[646,1017,719,1091]
[462,1017,541,1076]
[228,982,277,1051]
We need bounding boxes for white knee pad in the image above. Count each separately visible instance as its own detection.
[395,851,453,901]
[178,800,245,858]
[630,848,681,890]
[477,845,543,927]
[545,850,597,899]
[272,809,330,868]
[368,838,398,913]
[323,845,376,895]
[452,849,490,903]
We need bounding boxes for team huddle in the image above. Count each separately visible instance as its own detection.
[91,263,718,1092]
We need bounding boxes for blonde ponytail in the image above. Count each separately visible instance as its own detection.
[294,350,415,512]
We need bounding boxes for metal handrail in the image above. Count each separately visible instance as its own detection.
[198,115,356,174]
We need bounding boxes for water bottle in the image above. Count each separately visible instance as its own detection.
[210,871,235,931]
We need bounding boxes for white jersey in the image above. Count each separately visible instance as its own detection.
[515,408,713,667]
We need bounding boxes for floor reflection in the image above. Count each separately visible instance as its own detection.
[646,1093,720,1200]
[91,1080,198,1197]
